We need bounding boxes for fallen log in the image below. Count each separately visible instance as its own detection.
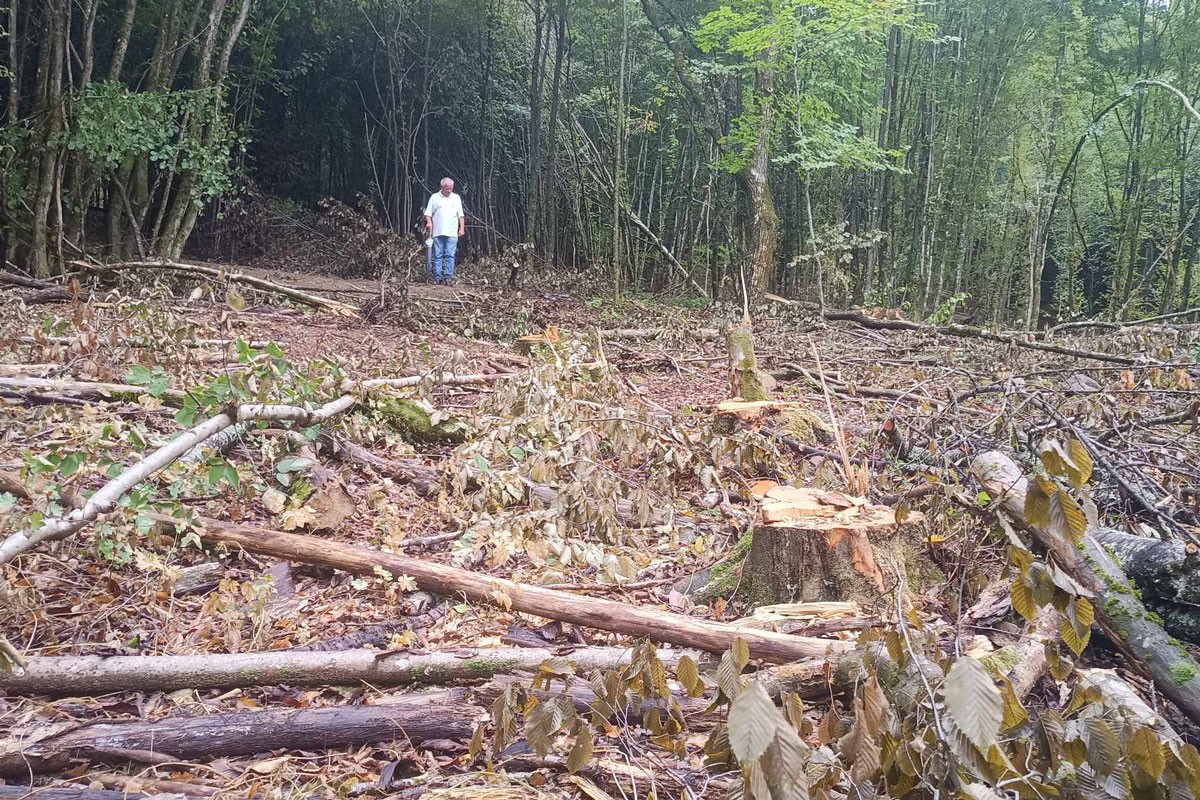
[825,309,1139,365]
[1089,528,1200,642]
[972,451,1200,726]
[190,517,852,663]
[71,260,361,316]
[599,328,721,341]
[0,787,208,800]
[0,647,683,696]
[0,689,475,777]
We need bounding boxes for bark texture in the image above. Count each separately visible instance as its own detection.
[741,524,891,607]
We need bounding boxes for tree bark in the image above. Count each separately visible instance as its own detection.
[0,647,682,697]
[741,523,892,608]
[190,517,851,664]
[0,689,476,777]
[971,451,1200,727]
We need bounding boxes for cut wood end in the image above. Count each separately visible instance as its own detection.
[738,601,860,626]
[716,399,806,420]
[760,485,925,529]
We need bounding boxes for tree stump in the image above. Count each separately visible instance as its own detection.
[726,320,775,401]
[740,485,923,608]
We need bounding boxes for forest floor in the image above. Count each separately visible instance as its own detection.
[1,261,1199,799]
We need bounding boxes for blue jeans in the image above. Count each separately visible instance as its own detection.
[432,236,458,282]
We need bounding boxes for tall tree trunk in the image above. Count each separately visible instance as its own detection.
[612,0,628,295]
[5,0,18,122]
[1024,2,1067,330]
[543,0,567,264]
[525,0,546,249]
[29,0,66,277]
[739,64,777,304]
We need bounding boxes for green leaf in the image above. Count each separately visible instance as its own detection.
[1130,726,1166,781]
[566,724,593,774]
[125,365,153,386]
[677,655,704,697]
[942,656,1003,751]
[276,457,314,474]
[727,680,778,764]
[1024,476,1054,529]
[57,451,86,478]
[1048,490,1089,545]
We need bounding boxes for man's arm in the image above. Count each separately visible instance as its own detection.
[423,195,434,232]
[457,198,465,237]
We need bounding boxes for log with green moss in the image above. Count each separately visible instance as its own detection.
[366,395,471,444]
[972,451,1200,726]
[1089,528,1200,643]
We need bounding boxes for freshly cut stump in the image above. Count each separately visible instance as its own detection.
[741,484,923,607]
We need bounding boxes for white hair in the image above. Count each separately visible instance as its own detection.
[440,177,454,187]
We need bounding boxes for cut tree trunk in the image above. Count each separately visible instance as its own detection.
[971,451,1200,727]
[741,486,921,607]
[0,647,679,696]
[188,517,851,664]
[0,690,475,777]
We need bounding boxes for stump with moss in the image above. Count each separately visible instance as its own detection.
[726,321,774,401]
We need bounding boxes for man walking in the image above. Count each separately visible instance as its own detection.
[423,178,465,284]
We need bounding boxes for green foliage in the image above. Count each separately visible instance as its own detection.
[68,81,240,203]
[695,0,914,175]
[928,292,970,326]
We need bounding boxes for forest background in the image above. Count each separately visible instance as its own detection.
[2,0,1199,328]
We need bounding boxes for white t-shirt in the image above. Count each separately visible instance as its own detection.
[424,191,464,238]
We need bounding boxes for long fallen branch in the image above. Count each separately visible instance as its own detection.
[0,689,475,777]
[825,310,1139,365]
[0,646,685,696]
[69,259,361,316]
[191,517,851,664]
[599,328,721,341]
[971,450,1200,726]
[0,371,517,565]
[0,396,354,565]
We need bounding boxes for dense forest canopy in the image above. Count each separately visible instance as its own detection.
[2,0,1199,326]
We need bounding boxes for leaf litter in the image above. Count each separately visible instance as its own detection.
[1,266,1199,798]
